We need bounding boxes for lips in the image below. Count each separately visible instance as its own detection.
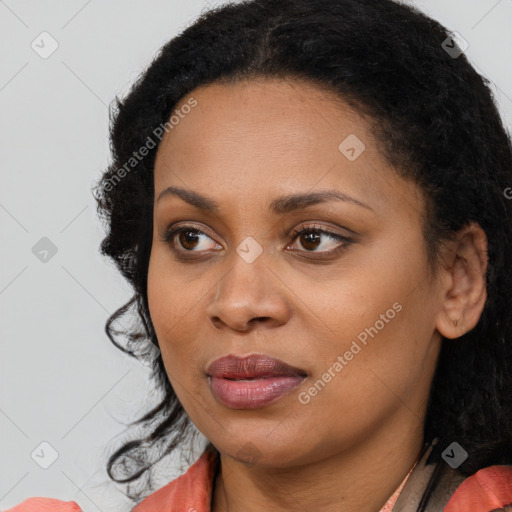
[206,354,307,409]
[206,353,307,380]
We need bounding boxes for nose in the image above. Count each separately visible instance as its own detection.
[206,254,291,332]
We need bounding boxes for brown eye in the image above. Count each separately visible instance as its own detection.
[177,229,201,250]
[289,225,353,254]
[162,227,220,253]
[298,231,322,251]
[160,223,353,259]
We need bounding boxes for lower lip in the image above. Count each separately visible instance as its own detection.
[209,375,305,409]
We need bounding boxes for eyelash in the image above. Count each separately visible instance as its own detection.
[161,223,353,258]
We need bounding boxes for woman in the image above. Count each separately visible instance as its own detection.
[6,0,512,510]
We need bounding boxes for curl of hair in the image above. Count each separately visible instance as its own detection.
[92,0,512,508]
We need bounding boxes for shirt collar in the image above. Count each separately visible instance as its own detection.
[133,440,438,512]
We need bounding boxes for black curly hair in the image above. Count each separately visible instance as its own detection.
[92,0,512,508]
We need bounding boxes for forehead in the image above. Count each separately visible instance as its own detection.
[153,78,425,221]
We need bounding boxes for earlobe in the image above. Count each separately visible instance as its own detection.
[435,222,488,340]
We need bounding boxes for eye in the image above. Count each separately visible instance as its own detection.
[161,226,221,254]
[288,224,353,254]
[160,223,353,258]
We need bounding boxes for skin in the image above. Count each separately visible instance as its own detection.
[147,78,488,512]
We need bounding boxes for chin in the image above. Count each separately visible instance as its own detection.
[212,430,316,468]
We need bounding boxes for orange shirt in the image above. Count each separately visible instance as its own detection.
[131,448,414,512]
[4,449,512,512]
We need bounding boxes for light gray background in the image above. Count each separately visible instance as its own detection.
[1,1,511,511]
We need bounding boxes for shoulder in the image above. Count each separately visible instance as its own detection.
[2,449,218,512]
[2,497,82,512]
[444,464,512,512]
[133,447,219,512]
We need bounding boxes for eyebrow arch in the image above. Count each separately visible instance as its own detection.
[157,186,374,214]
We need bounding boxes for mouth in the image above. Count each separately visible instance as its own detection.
[206,353,307,409]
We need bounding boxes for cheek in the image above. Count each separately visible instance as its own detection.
[306,248,434,405]
[147,253,195,359]
[147,251,218,399]
[147,255,170,336]
[316,295,437,433]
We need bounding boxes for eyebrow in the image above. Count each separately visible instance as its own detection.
[156,186,374,214]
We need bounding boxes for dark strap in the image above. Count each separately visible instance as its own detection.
[392,439,466,512]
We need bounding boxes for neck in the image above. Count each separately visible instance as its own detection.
[211,411,425,512]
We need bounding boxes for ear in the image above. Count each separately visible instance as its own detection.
[434,222,488,340]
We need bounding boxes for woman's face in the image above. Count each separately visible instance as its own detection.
[148,78,444,467]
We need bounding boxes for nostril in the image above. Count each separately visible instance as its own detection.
[211,316,223,327]
[249,317,271,324]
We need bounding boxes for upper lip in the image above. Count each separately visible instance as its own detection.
[206,354,307,379]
